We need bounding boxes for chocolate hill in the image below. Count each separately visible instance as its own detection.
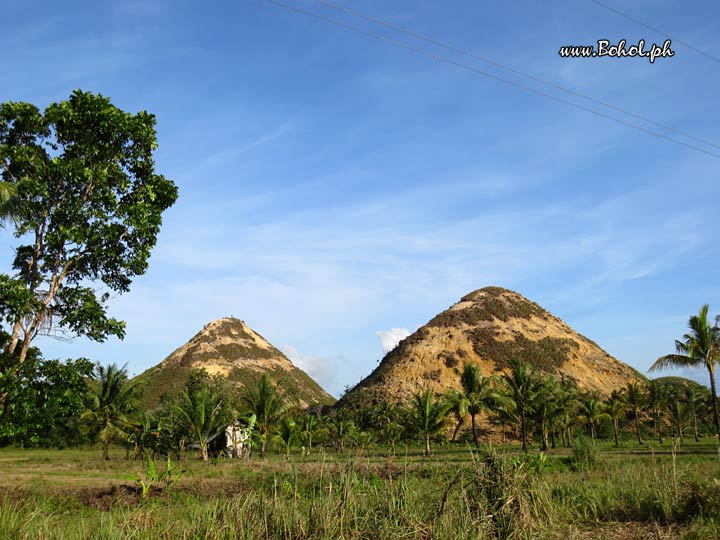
[338,287,643,408]
[133,317,335,410]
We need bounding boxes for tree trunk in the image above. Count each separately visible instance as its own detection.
[656,410,663,444]
[634,412,643,445]
[424,434,431,457]
[6,321,22,356]
[551,429,556,449]
[451,417,463,442]
[102,439,110,461]
[693,414,699,442]
[590,424,596,446]
[707,365,720,442]
[520,409,528,453]
[471,413,479,448]
[613,420,619,447]
[541,421,549,452]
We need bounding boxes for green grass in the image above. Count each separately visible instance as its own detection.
[1,442,719,539]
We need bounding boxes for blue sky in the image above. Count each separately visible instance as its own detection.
[2,0,719,396]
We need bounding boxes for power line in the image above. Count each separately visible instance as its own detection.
[264,0,720,160]
[314,0,720,152]
[590,0,720,64]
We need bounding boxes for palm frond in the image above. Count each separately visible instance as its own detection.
[649,354,696,372]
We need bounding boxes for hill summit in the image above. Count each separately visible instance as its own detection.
[338,286,642,407]
[134,317,335,409]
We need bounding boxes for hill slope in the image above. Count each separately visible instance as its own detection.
[338,286,643,408]
[133,317,335,410]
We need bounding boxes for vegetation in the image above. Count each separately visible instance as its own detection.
[427,286,545,327]
[243,374,293,458]
[81,363,140,460]
[0,136,718,540]
[650,304,720,440]
[1,442,719,540]
[0,91,178,380]
[405,390,449,456]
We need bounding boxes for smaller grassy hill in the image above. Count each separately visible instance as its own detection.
[133,317,335,410]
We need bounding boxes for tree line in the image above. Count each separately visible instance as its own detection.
[1,304,718,458]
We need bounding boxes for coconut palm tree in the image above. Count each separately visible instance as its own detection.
[532,376,561,451]
[667,400,690,443]
[502,358,538,452]
[242,374,288,458]
[274,417,299,459]
[646,379,668,444]
[405,390,449,457]
[174,386,230,461]
[82,363,139,460]
[328,411,355,452]
[456,363,509,447]
[684,385,705,442]
[445,388,469,442]
[650,305,720,441]
[624,382,645,445]
[605,391,625,447]
[577,395,609,446]
[297,413,319,453]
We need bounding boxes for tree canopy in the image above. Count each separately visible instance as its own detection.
[0,90,178,374]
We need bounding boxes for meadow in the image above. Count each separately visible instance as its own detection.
[1,439,718,540]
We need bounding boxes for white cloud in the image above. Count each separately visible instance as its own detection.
[376,328,411,354]
[280,344,343,397]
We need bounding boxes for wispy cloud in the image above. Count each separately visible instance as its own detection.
[376,328,411,354]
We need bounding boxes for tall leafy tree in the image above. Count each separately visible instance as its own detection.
[0,91,178,389]
[82,363,139,460]
[650,305,720,440]
[502,358,538,452]
[0,334,93,447]
[405,390,449,457]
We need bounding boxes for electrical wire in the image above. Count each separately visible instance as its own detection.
[265,0,720,160]
[314,0,720,152]
[590,0,720,64]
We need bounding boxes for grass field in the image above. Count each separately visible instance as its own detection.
[1,440,719,539]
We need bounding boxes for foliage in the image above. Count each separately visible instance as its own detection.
[242,373,290,457]
[0,335,92,447]
[501,358,539,452]
[624,381,646,445]
[2,442,720,539]
[404,390,449,456]
[0,90,178,376]
[650,304,720,440]
[570,436,600,471]
[135,454,182,499]
[174,378,232,461]
[427,286,545,327]
[81,363,139,460]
